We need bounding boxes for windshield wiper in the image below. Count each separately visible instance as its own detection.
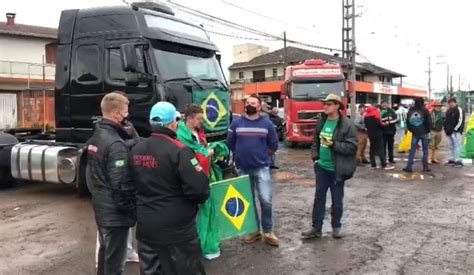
[199,78,228,89]
[164,77,204,90]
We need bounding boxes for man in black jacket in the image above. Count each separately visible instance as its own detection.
[403,97,432,173]
[131,101,209,275]
[301,94,357,240]
[381,101,398,164]
[444,97,465,167]
[86,92,136,275]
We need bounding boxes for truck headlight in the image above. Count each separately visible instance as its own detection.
[292,123,299,133]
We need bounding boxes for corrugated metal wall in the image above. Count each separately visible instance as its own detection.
[0,93,18,129]
[18,90,55,129]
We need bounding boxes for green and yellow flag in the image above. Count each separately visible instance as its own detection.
[210,175,258,240]
[192,88,230,134]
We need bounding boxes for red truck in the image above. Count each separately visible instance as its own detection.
[281,59,347,147]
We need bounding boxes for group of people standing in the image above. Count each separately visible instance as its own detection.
[86,91,283,275]
[354,96,465,173]
[84,90,465,275]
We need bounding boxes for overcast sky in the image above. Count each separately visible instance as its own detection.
[3,0,473,93]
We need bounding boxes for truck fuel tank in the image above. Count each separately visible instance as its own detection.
[11,144,78,184]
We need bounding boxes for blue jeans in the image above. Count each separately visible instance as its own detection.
[239,167,273,233]
[406,134,429,169]
[448,133,463,162]
[312,164,345,230]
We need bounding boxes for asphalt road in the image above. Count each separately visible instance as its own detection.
[1,143,473,274]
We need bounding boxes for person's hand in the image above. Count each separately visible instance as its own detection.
[321,137,333,147]
[208,148,215,157]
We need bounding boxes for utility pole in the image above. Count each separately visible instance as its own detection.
[446,64,450,96]
[283,31,287,68]
[450,75,453,94]
[427,56,432,100]
[458,74,461,91]
[342,0,357,119]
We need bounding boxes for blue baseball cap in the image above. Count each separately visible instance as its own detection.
[149,101,178,126]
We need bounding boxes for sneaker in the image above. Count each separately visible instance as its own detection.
[243,232,262,244]
[362,159,371,164]
[270,165,280,170]
[423,167,432,172]
[389,161,397,164]
[357,161,365,167]
[332,228,343,239]
[126,252,139,263]
[263,232,279,247]
[371,166,379,170]
[301,228,322,240]
[453,161,463,168]
[402,167,413,173]
[445,160,455,166]
[432,159,441,164]
[204,251,221,260]
[383,166,395,170]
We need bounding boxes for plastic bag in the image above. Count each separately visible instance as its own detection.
[397,131,412,153]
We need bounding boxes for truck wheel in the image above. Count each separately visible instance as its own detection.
[283,131,297,148]
[0,167,14,189]
[76,154,90,197]
[0,133,18,189]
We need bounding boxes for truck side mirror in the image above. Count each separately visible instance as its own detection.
[216,52,222,65]
[121,44,137,72]
[125,72,139,87]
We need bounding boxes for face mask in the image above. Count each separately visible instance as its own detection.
[245,105,258,116]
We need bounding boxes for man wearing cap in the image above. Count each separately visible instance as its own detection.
[429,101,446,164]
[131,102,209,274]
[302,94,357,240]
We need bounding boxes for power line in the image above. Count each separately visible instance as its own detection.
[221,0,316,33]
[206,29,278,41]
[166,0,342,52]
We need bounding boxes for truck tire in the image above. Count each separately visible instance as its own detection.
[76,152,90,197]
[0,133,18,189]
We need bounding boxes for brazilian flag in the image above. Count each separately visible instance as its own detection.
[192,88,230,135]
[210,175,258,240]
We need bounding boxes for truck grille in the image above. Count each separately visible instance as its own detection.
[298,111,323,121]
[300,124,315,137]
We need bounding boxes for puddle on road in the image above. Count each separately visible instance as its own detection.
[274,171,298,181]
[293,179,315,186]
[273,171,315,186]
[385,172,444,181]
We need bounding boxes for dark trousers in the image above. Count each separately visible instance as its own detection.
[97,226,129,275]
[369,135,386,168]
[138,237,205,275]
[383,133,395,162]
[312,164,345,230]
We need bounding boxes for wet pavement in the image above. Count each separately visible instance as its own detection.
[1,142,473,274]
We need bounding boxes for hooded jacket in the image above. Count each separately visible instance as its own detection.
[407,106,431,136]
[444,106,465,135]
[364,107,385,137]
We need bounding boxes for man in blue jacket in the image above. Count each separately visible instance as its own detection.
[227,94,279,247]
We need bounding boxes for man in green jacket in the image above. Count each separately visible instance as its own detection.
[176,104,221,260]
[301,94,358,240]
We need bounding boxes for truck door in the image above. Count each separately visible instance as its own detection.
[69,38,104,143]
[104,40,156,137]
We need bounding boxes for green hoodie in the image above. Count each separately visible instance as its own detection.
[176,121,209,157]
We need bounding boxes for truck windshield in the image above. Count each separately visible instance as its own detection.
[291,80,345,101]
[152,45,225,84]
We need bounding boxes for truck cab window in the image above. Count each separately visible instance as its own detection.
[76,44,100,82]
[109,46,147,81]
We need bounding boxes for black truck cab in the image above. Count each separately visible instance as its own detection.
[55,3,230,143]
